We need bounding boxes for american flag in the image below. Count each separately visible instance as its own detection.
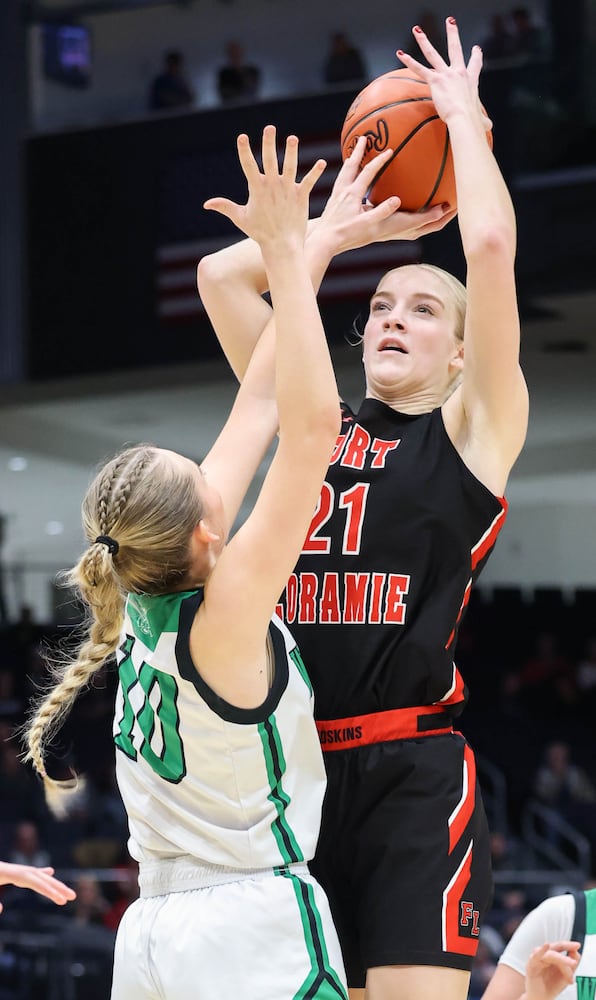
[155,133,422,323]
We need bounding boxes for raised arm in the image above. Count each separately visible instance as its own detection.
[197,139,454,382]
[198,127,340,659]
[398,17,529,495]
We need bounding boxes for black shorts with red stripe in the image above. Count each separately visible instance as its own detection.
[309,724,493,989]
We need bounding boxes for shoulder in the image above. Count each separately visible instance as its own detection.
[518,893,576,936]
[499,895,576,973]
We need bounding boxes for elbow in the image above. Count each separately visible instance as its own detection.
[305,401,341,449]
[280,401,341,470]
[465,223,516,265]
[196,253,222,295]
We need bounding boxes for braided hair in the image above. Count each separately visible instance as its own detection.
[22,444,204,815]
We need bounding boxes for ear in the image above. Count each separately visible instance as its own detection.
[195,519,220,545]
[450,342,464,373]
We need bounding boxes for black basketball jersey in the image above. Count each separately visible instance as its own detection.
[277,398,507,720]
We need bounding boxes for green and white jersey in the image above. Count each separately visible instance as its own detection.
[113,589,327,870]
[498,888,596,1000]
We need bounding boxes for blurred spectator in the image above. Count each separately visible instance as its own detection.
[217,41,261,102]
[0,737,47,825]
[503,630,576,717]
[481,13,516,63]
[102,857,139,932]
[0,604,43,704]
[509,6,548,108]
[323,31,367,86]
[532,739,596,869]
[71,874,109,926]
[148,50,195,112]
[1,821,54,921]
[488,887,529,943]
[57,877,116,1000]
[90,762,128,844]
[574,635,596,715]
[0,670,22,722]
[533,740,596,809]
[489,829,531,873]
[9,821,50,869]
[510,6,545,61]
[41,771,123,870]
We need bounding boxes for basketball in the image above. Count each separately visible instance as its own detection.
[340,68,493,212]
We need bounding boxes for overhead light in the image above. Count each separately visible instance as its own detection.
[45,521,65,535]
[8,456,27,471]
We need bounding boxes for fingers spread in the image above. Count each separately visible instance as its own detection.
[412,23,447,68]
[203,196,242,224]
[261,124,280,176]
[444,16,465,66]
[300,158,327,196]
[236,132,260,184]
[281,134,299,181]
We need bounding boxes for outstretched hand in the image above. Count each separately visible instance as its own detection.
[204,125,326,251]
[316,135,455,255]
[397,16,492,134]
[522,941,581,1000]
[0,860,76,913]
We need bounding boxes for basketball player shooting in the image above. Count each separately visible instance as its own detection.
[199,17,529,1000]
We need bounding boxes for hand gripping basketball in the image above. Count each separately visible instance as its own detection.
[340,17,493,212]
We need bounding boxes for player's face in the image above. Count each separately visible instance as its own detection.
[362,266,462,404]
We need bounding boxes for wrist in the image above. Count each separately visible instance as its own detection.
[306,222,342,261]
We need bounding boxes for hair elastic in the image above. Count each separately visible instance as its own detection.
[95,534,120,556]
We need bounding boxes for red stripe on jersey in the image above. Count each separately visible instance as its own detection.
[471,499,508,571]
[442,840,480,956]
[437,666,466,707]
[445,579,473,650]
[448,742,476,854]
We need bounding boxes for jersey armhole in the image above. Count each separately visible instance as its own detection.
[570,889,586,946]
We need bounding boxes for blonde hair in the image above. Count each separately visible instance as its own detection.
[22,443,203,816]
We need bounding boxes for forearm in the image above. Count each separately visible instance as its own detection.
[448,113,516,259]
[264,243,339,441]
[197,219,332,381]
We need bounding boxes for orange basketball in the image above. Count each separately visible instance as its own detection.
[340,68,493,212]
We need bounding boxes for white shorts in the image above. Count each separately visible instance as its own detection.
[110,859,348,1000]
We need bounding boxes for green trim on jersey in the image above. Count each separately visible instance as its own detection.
[277,868,348,999]
[290,646,313,694]
[586,889,596,935]
[259,717,303,865]
[127,591,197,652]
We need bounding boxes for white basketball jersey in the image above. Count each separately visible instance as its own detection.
[498,889,596,1000]
[113,589,327,869]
